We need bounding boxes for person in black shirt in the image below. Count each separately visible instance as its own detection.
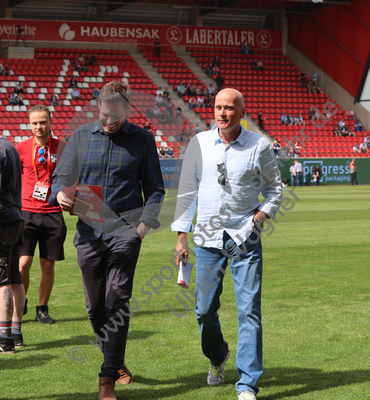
[0,138,25,353]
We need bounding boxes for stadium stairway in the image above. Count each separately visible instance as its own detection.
[129,50,207,132]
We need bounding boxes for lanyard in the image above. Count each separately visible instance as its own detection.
[32,136,52,183]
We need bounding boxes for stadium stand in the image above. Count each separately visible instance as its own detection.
[1,45,369,157]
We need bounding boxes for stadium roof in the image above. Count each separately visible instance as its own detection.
[8,0,352,29]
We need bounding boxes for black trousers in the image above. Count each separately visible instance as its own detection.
[351,172,358,185]
[73,229,142,380]
[0,220,24,285]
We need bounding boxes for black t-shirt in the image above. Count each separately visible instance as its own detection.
[0,138,24,223]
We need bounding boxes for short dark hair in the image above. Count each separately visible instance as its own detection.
[99,81,131,110]
[29,105,52,121]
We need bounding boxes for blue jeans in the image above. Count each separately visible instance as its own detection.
[296,172,303,186]
[291,174,296,186]
[194,230,263,395]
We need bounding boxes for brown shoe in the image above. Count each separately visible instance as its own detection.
[99,377,117,400]
[116,364,133,385]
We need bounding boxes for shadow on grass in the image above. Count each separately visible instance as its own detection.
[3,367,370,399]
[259,367,370,399]
[0,354,55,371]
[22,331,158,352]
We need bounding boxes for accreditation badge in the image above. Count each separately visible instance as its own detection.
[32,181,50,202]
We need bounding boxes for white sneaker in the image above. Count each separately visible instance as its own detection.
[207,349,230,385]
[238,390,256,400]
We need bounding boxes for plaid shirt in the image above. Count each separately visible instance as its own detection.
[49,119,165,240]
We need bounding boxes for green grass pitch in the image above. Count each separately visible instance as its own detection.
[1,185,369,400]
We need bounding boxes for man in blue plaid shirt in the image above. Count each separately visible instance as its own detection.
[50,81,164,400]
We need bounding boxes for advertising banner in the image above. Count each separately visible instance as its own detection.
[0,19,282,49]
[279,158,370,185]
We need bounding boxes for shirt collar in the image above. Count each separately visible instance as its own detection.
[211,123,247,147]
[92,119,130,136]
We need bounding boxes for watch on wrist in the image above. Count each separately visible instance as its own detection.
[253,217,264,229]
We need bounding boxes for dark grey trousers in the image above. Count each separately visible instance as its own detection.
[73,229,142,380]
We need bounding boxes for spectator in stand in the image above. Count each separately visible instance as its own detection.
[352,143,361,154]
[258,110,265,131]
[69,77,78,89]
[212,65,220,76]
[143,121,151,131]
[154,39,161,58]
[195,124,200,134]
[177,128,192,144]
[289,162,297,187]
[212,56,220,68]
[15,81,24,95]
[17,94,24,106]
[196,95,204,108]
[156,87,163,97]
[333,125,341,137]
[152,104,161,117]
[241,42,247,55]
[364,134,370,150]
[359,142,368,153]
[175,105,182,125]
[158,147,170,159]
[204,94,213,109]
[70,85,82,101]
[346,108,355,121]
[155,93,163,107]
[49,92,60,107]
[8,90,18,105]
[246,42,255,54]
[294,115,300,126]
[165,147,174,158]
[157,109,169,124]
[4,62,11,77]
[312,81,321,94]
[177,83,185,98]
[91,86,100,100]
[208,84,216,97]
[340,125,355,137]
[256,60,265,71]
[300,70,307,88]
[272,139,281,157]
[312,72,317,84]
[306,80,314,94]
[216,74,224,92]
[349,159,358,185]
[205,64,212,78]
[298,113,306,126]
[163,88,170,98]
[281,114,288,126]
[339,118,346,129]
[308,107,315,120]
[189,96,198,112]
[288,115,295,126]
[354,119,364,132]
[251,59,258,71]
[293,141,302,158]
[0,62,3,76]
[90,54,98,66]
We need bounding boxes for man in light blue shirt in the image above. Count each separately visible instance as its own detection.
[171,89,282,400]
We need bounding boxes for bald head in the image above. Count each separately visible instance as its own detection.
[215,88,244,110]
[214,88,246,137]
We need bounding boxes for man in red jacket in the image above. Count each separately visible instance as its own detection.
[16,105,66,326]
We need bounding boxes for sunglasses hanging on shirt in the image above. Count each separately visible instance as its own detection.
[38,148,47,164]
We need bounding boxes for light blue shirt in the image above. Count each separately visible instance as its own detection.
[171,124,283,248]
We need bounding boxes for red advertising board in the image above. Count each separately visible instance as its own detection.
[0,19,282,49]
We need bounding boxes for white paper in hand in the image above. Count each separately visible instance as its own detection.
[177,261,194,289]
